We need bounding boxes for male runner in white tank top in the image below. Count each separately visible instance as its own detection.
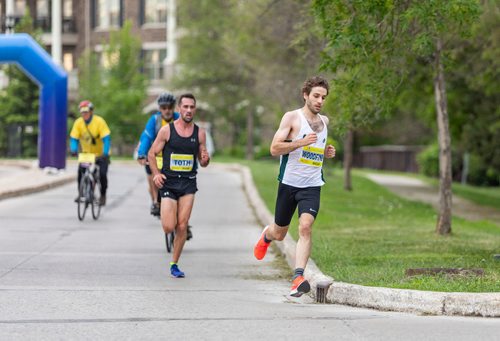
[254,76,336,297]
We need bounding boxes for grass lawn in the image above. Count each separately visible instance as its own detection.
[224,157,500,293]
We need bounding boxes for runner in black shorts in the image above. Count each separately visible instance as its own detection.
[148,93,210,278]
[253,76,336,297]
[274,183,321,227]
[158,176,198,201]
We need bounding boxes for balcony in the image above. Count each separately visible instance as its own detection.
[35,17,76,33]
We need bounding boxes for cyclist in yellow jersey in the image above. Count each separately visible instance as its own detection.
[70,100,111,206]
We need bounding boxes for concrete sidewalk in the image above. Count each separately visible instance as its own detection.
[0,160,76,201]
[365,173,500,225]
[234,164,500,317]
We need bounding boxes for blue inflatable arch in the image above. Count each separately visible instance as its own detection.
[0,33,67,169]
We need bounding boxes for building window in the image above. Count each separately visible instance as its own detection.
[95,0,121,29]
[63,52,74,71]
[36,0,50,32]
[62,0,75,33]
[63,0,73,18]
[143,48,166,81]
[14,0,26,16]
[95,50,119,69]
[143,0,167,25]
[37,0,49,17]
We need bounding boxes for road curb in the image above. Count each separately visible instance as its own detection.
[227,163,500,317]
[0,167,75,201]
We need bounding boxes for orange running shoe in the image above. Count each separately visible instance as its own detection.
[289,275,310,297]
[253,226,270,260]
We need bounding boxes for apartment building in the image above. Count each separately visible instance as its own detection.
[0,0,176,102]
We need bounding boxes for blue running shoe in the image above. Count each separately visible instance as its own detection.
[170,264,185,278]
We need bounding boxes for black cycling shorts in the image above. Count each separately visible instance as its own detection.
[145,164,152,175]
[158,175,198,201]
[274,182,321,227]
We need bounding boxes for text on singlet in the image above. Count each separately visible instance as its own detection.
[170,153,194,171]
[299,146,324,167]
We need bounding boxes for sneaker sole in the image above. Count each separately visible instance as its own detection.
[290,280,310,297]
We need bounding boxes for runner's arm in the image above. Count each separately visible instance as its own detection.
[148,125,169,175]
[69,137,79,155]
[137,116,157,158]
[198,128,210,167]
[102,135,111,156]
[270,112,313,156]
[320,115,335,159]
[69,121,80,155]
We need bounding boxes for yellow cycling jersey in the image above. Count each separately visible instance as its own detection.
[156,118,169,158]
[70,115,111,156]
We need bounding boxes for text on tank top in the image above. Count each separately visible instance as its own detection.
[162,122,200,177]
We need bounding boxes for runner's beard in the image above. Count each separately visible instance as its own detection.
[182,116,193,123]
[306,100,320,114]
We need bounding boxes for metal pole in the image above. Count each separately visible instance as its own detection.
[165,0,177,82]
[6,0,15,33]
[461,152,470,185]
[51,0,62,65]
[85,0,90,52]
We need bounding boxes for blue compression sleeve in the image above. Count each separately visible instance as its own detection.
[70,137,79,154]
[102,135,111,155]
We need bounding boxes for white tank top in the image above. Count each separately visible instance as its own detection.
[278,110,328,188]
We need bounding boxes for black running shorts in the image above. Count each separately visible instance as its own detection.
[145,164,152,175]
[158,175,198,201]
[274,182,321,227]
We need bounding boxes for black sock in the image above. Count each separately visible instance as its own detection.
[263,234,272,244]
[293,268,304,279]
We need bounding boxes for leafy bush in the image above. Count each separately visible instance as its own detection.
[417,143,462,179]
[417,144,440,177]
[418,144,499,186]
[466,154,500,186]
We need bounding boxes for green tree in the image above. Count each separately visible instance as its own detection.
[78,21,146,154]
[313,0,480,235]
[0,11,42,157]
[406,1,480,235]
[313,1,407,190]
[175,0,256,157]
[446,0,500,185]
[175,0,324,159]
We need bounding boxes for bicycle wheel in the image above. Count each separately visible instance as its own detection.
[77,176,89,221]
[165,230,175,253]
[91,179,102,220]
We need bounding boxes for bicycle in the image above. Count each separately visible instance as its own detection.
[165,226,193,253]
[76,153,102,221]
[165,230,175,253]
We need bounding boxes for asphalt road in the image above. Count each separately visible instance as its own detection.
[0,162,498,340]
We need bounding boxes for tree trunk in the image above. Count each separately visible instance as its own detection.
[343,127,353,191]
[245,108,254,160]
[434,38,453,235]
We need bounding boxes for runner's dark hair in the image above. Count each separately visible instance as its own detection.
[302,76,329,97]
[178,93,196,105]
